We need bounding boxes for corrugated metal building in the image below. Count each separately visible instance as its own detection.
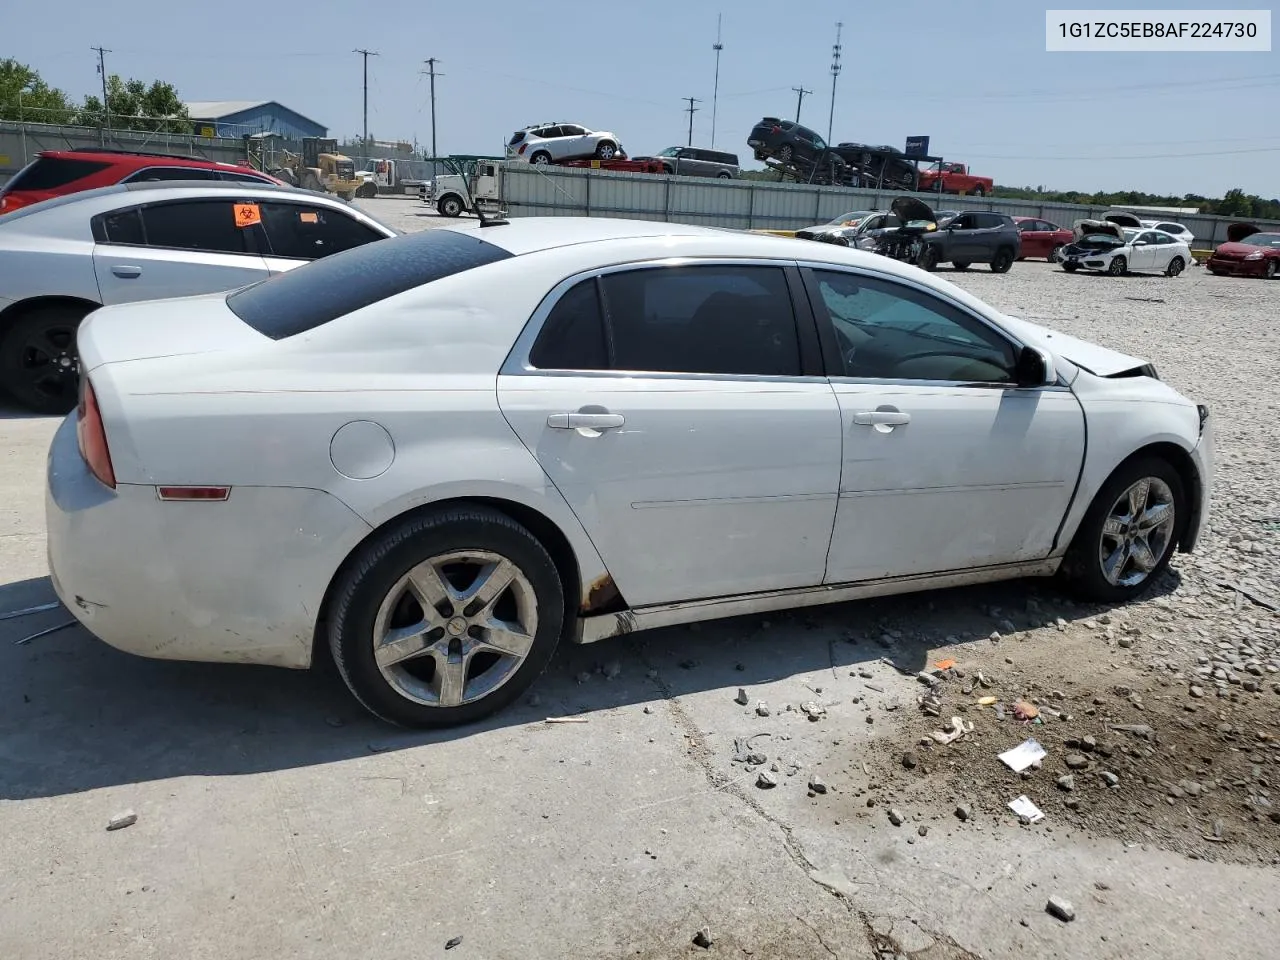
[184,101,327,140]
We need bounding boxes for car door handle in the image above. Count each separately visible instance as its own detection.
[852,411,911,426]
[111,265,142,278]
[548,412,625,430]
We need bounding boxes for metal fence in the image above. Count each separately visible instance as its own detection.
[498,164,1280,248]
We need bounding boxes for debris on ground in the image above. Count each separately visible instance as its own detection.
[1046,896,1076,922]
[1009,795,1045,824]
[692,927,713,949]
[106,810,137,831]
[901,751,918,769]
[801,701,826,721]
[756,701,771,717]
[888,809,906,826]
[930,717,973,745]
[757,771,778,789]
[445,936,463,950]
[734,688,750,706]
[998,739,1046,772]
[1012,700,1040,721]
[808,774,828,795]
[955,803,973,822]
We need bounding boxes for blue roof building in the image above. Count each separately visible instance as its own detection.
[185,100,328,140]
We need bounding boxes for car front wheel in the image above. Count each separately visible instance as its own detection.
[595,141,617,160]
[328,506,566,727]
[1265,260,1278,279]
[1108,255,1128,276]
[1049,244,1064,262]
[989,248,1014,273]
[1061,458,1185,604]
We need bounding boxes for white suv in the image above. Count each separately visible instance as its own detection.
[507,123,623,165]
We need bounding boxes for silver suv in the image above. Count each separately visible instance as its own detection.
[651,146,740,179]
[507,123,623,165]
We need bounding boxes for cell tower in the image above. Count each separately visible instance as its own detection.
[711,14,724,148]
[827,21,843,143]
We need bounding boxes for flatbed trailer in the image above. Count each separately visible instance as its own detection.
[554,157,665,174]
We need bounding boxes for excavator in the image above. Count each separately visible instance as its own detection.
[268,138,362,200]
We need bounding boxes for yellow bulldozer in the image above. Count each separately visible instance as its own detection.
[268,137,362,200]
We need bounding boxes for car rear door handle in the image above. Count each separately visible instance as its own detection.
[111,265,142,278]
[852,410,911,426]
[548,412,625,430]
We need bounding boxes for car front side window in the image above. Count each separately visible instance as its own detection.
[810,269,1016,384]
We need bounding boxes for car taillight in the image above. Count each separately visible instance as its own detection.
[518,143,527,155]
[76,379,116,489]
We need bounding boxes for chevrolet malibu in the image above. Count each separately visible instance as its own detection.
[47,218,1213,727]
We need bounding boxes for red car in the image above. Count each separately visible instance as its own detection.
[1206,222,1280,279]
[0,148,283,215]
[1014,217,1074,261]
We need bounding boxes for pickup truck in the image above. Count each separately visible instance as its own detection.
[916,162,993,197]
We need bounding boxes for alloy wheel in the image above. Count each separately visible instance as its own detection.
[1097,477,1176,588]
[15,320,79,410]
[372,550,539,708]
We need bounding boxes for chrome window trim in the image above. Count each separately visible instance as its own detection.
[500,256,825,384]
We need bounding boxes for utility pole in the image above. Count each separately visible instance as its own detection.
[682,97,701,147]
[792,85,812,123]
[421,58,444,158]
[711,14,724,148]
[91,46,111,143]
[353,48,379,149]
[827,22,843,144]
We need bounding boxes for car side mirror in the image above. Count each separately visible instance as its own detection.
[1015,345,1056,387]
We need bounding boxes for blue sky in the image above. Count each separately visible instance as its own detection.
[10,0,1279,196]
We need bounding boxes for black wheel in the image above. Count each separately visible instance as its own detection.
[530,151,552,166]
[1063,262,1079,273]
[777,144,794,163]
[0,303,88,414]
[1108,255,1127,276]
[989,248,1014,273]
[1060,458,1186,604]
[356,181,378,198]
[971,185,985,197]
[917,245,940,271]
[1265,260,1277,279]
[437,195,463,218]
[594,141,617,160]
[716,171,732,179]
[1049,244,1064,263]
[661,163,675,175]
[952,261,971,270]
[1166,256,1185,278]
[328,506,566,728]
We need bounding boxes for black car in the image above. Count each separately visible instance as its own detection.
[917,209,1021,273]
[747,118,845,184]
[830,142,919,189]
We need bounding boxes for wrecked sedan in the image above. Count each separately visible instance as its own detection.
[1206,222,1280,279]
[794,210,878,245]
[47,218,1212,727]
[1060,220,1190,277]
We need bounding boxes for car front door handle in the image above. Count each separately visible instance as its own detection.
[111,265,142,278]
[548,412,625,430]
[852,410,911,426]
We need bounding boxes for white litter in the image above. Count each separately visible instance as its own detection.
[998,738,1047,773]
[1009,795,1045,824]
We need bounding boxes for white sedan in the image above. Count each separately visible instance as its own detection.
[46,218,1213,726]
[1060,221,1191,277]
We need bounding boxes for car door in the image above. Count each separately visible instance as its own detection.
[557,124,589,159]
[91,199,271,305]
[1149,232,1178,271]
[944,213,982,260]
[255,199,389,273]
[1129,231,1160,270]
[800,266,1086,583]
[1017,220,1047,258]
[497,261,843,607]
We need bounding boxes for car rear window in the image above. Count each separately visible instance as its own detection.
[4,156,111,192]
[226,228,514,340]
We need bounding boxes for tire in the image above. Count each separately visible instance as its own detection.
[1060,457,1186,604]
[716,171,732,179]
[530,151,552,166]
[328,506,566,728]
[989,248,1014,273]
[594,141,617,161]
[1166,256,1185,278]
[1049,244,1064,263]
[356,181,378,199]
[971,185,985,197]
[1209,269,1225,276]
[437,195,463,218]
[1108,255,1127,276]
[917,245,940,271]
[1265,260,1278,279]
[777,144,794,164]
[1063,262,1079,273]
[0,303,89,414]
[952,261,970,270]
[661,163,675,175]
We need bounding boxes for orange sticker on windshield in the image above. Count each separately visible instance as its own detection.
[233,203,261,227]
[299,211,319,223]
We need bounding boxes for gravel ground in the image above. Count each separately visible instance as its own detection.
[3,201,1279,958]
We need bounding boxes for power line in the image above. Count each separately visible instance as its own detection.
[960,145,1280,161]
[711,14,724,148]
[883,72,1280,104]
[683,97,701,147]
[791,86,812,124]
[353,48,379,146]
[90,46,111,141]
[421,58,444,158]
[827,22,842,143]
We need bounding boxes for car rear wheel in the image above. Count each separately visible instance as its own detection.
[989,248,1014,273]
[1265,260,1278,279]
[952,261,970,270]
[1108,255,1128,276]
[716,171,732,179]
[437,195,463,218]
[1166,256,1185,278]
[0,303,88,415]
[971,186,985,197]
[595,141,617,161]
[1060,458,1185,604]
[356,181,378,198]
[329,506,566,727]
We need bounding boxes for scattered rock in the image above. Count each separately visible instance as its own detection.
[1189,685,1205,698]
[1118,636,1134,648]
[1057,774,1075,792]
[888,809,906,826]
[756,701,772,717]
[643,705,654,715]
[692,927,713,950]
[734,688,750,706]
[445,936,463,950]
[801,701,826,721]
[1047,896,1076,922]
[1110,723,1154,741]
[106,810,137,832]
[955,803,973,822]
[1244,679,1261,693]
[1100,771,1120,787]
[1065,754,1089,770]
[901,751,919,770]
[757,771,778,789]
[809,775,828,795]
[1081,735,1098,751]
[1064,797,1081,811]
[917,825,929,837]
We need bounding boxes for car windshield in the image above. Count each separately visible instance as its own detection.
[1246,233,1280,248]
[1122,229,1139,242]
[658,147,679,157]
[813,134,827,150]
[830,210,872,224]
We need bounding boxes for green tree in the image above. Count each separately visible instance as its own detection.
[1215,188,1253,218]
[0,58,76,124]
[78,75,191,133]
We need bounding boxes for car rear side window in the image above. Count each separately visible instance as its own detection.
[529,279,609,370]
[94,208,145,245]
[140,200,251,254]
[258,202,383,260]
[5,156,110,191]
[227,228,514,340]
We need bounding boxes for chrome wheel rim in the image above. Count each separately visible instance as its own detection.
[1098,478,1176,587]
[598,143,616,160]
[372,550,538,708]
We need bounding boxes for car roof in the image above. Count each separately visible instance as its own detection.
[38,148,260,170]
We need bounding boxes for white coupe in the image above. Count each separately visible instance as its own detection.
[46,218,1213,726]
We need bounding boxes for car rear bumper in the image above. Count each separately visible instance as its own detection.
[45,415,371,669]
